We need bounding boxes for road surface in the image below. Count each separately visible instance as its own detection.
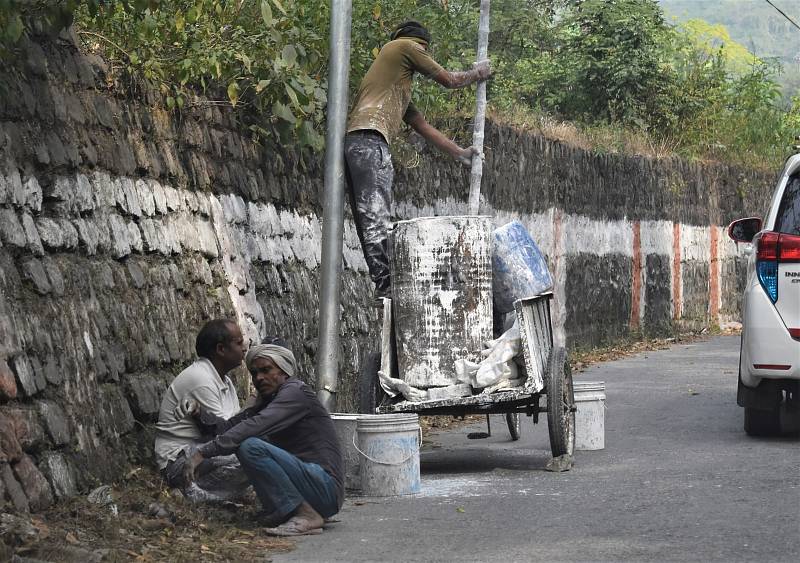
[273,336,799,562]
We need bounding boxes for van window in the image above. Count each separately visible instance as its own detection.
[775,174,800,235]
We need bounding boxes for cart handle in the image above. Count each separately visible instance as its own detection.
[351,429,422,466]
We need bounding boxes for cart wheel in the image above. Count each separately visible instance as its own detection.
[505,412,521,441]
[546,346,575,457]
[358,351,388,414]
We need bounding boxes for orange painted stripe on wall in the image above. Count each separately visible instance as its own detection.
[630,221,641,329]
[673,223,681,320]
[709,224,720,321]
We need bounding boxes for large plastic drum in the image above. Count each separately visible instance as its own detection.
[492,221,553,313]
[390,216,493,388]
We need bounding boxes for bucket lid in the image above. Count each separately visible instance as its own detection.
[574,381,605,392]
[357,413,419,430]
[330,413,362,420]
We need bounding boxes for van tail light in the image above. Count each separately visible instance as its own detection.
[789,328,800,341]
[756,232,779,302]
[781,234,800,262]
[755,232,800,303]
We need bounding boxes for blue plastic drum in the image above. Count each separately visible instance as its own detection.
[492,221,553,313]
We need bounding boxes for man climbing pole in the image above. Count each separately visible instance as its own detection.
[345,20,491,300]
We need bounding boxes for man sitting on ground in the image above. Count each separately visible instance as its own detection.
[182,341,344,536]
[154,319,251,502]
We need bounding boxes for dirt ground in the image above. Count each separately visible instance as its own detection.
[1,329,735,562]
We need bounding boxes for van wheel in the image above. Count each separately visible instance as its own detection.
[744,407,781,436]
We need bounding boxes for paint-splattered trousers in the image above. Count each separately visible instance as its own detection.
[344,130,394,296]
[162,449,251,503]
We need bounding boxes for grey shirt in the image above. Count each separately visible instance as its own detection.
[153,358,240,469]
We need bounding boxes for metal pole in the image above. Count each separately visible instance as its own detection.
[467,0,491,215]
[316,0,352,411]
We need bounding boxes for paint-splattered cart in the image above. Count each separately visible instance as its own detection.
[359,292,576,458]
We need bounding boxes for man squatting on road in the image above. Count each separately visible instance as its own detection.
[182,342,344,537]
[345,20,491,300]
[154,319,251,502]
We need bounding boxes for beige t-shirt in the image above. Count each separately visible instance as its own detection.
[153,358,240,469]
[347,37,444,143]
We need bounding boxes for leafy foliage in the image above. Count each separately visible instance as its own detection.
[660,0,800,98]
[0,0,797,169]
[74,0,329,149]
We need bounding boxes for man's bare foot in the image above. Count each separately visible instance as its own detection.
[291,501,325,530]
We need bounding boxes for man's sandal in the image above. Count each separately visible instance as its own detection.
[264,516,323,537]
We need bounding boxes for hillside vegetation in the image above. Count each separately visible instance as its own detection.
[1,0,798,171]
[660,0,800,97]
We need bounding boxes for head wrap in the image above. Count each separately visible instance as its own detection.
[390,21,431,45]
[245,344,296,378]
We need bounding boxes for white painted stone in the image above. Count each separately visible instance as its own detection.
[150,179,168,214]
[55,219,78,249]
[247,201,271,236]
[49,176,72,203]
[163,185,182,212]
[640,220,673,256]
[163,219,182,254]
[120,177,142,217]
[291,215,320,268]
[718,229,740,260]
[681,225,710,262]
[177,215,202,253]
[197,256,213,285]
[4,166,24,206]
[219,194,235,223]
[197,220,219,258]
[562,214,634,257]
[279,210,297,237]
[139,218,159,253]
[0,208,27,247]
[265,205,283,235]
[230,195,248,224]
[92,171,116,208]
[75,174,94,212]
[127,220,143,253]
[135,179,156,216]
[35,218,63,249]
[73,218,99,255]
[241,231,258,263]
[184,191,199,213]
[111,177,126,210]
[276,236,294,262]
[195,192,210,217]
[22,177,42,212]
[21,213,44,256]
[106,214,131,258]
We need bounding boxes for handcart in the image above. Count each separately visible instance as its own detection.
[359,292,576,458]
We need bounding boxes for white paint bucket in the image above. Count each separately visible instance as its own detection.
[355,414,421,496]
[390,216,493,388]
[574,381,606,450]
[331,413,362,492]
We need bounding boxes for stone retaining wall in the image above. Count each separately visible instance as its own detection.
[0,31,774,512]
